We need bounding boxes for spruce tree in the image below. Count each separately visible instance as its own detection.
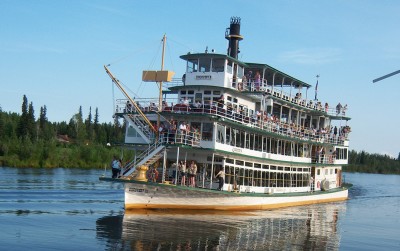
[0,106,4,139]
[85,106,93,140]
[17,95,29,138]
[28,102,36,140]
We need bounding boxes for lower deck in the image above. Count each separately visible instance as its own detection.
[118,146,344,194]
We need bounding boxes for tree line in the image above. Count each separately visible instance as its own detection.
[0,95,134,168]
[347,149,400,174]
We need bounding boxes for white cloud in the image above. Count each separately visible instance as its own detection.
[278,48,342,65]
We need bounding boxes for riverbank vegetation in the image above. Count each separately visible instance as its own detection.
[0,95,133,168]
[347,150,400,174]
[1,95,399,174]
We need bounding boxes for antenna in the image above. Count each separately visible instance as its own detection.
[373,70,400,83]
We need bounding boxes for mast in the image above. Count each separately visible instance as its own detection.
[158,35,166,132]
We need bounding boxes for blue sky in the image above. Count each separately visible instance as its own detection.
[1,0,399,157]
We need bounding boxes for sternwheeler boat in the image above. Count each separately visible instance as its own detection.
[100,17,351,211]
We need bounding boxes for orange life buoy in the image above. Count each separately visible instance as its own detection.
[317,181,321,188]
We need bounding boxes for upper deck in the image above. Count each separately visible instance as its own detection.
[162,52,349,121]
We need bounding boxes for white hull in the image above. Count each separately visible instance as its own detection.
[124,181,348,211]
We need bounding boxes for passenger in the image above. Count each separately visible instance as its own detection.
[148,166,159,182]
[150,102,157,111]
[188,160,198,187]
[111,156,121,178]
[215,168,225,191]
[254,71,261,91]
[241,75,247,91]
[171,162,178,184]
[310,176,315,192]
[126,101,133,113]
[217,95,224,109]
[336,102,342,115]
[183,97,189,106]
[342,104,347,115]
[179,161,187,186]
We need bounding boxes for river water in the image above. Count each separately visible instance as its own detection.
[0,167,399,250]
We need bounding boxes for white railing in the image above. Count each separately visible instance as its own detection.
[159,102,349,146]
[121,140,164,176]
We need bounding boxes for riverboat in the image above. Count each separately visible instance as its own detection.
[100,17,351,210]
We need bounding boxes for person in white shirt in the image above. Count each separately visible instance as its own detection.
[215,168,225,191]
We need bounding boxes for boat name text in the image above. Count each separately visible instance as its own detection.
[196,75,212,80]
[232,148,242,153]
[129,188,149,193]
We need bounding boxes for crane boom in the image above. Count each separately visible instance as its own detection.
[104,65,157,133]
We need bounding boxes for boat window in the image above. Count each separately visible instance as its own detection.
[216,124,225,143]
[227,60,233,74]
[212,58,225,72]
[204,90,211,95]
[199,58,211,72]
[201,123,213,141]
[187,59,198,72]
[237,65,244,78]
[213,91,220,95]
[245,162,252,167]
[238,168,245,186]
[254,163,261,169]
[226,158,234,164]
[191,122,201,135]
[225,165,234,184]
[194,93,202,103]
[244,169,252,186]
[127,127,138,137]
[235,160,244,166]
[262,164,269,170]
[317,169,320,175]
[180,90,186,95]
[188,90,194,95]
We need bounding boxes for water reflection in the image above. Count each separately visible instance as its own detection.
[97,202,345,250]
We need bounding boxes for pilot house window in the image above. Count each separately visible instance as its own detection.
[212,58,225,72]
[199,58,211,72]
[187,59,198,72]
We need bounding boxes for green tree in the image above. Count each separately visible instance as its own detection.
[17,95,29,138]
[85,106,93,141]
[28,101,36,141]
[0,107,4,139]
[39,105,47,130]
[71,106,86,144]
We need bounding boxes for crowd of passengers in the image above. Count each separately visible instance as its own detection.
[151,119,201,145]
[124,94,351,144]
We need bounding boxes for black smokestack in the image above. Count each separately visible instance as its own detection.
[225,17,243,59]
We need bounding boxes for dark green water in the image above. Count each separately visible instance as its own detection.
[0,167,399,250]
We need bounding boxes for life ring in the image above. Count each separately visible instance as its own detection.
[317,181,321,189]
